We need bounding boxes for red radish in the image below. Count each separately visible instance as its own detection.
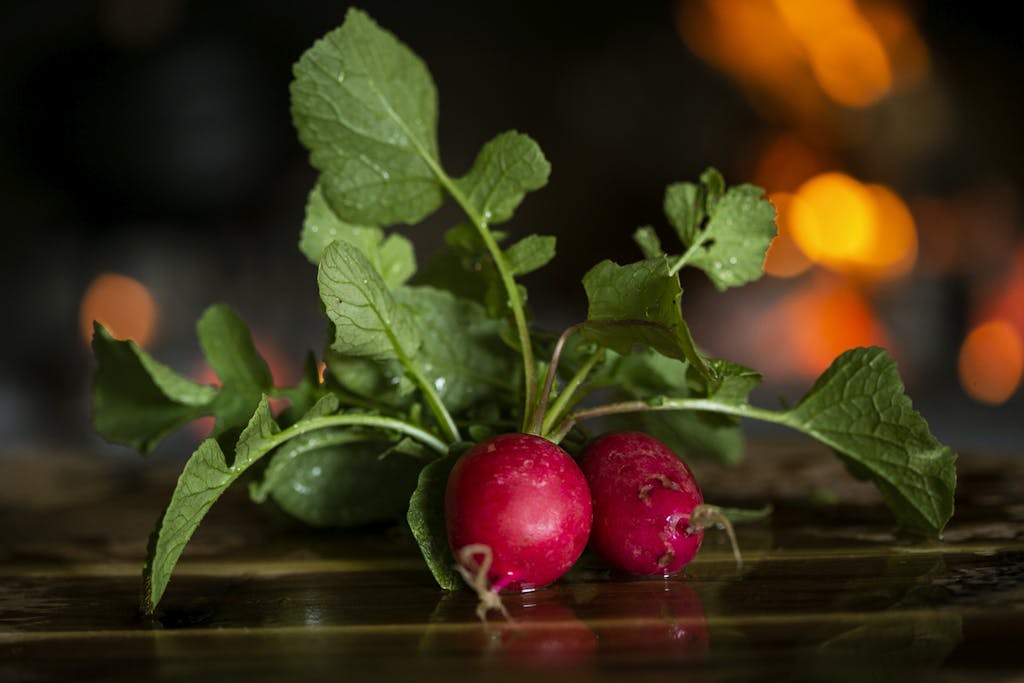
[445,433,593,604]
[581,431,738,576]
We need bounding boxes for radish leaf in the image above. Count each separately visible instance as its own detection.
[91,324,216,454]
[581,257,709,376]
[144,398,280,613]
[300,183,416,288]
[197,305,274,440]
[778,347,957,536]
[319,240,422,361]
[407,451,463,590]
[291,8,443,226]
[454,130,550,225]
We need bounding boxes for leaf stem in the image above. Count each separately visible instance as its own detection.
[548,397,785,443]
[529,323,584,435]
[273,412,450,456]
[540,348,605,439]
[362,85,536,436]
[533,318,707,437]
[667,237,708,278]
[402,359,461,444]
[435,174,537,432]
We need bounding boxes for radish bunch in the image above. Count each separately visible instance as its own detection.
[445,430,734,614]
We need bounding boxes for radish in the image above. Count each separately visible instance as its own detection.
[444,433,592,615]
[580,431,739,576]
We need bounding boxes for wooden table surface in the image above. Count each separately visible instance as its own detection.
[2,442,1022,682]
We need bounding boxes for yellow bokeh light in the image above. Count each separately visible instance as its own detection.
[80,272,158,347]
[787,172,917,280]
[958,320,1024,405]
[862,183,918,279]
[789,172,875,266]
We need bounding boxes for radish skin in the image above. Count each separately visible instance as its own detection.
[445,433,593,594]
[581,431,706,575]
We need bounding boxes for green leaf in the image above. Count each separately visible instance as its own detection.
[664,182,704,247]
[91,323,215,454]
[300,183,417,287]
[414,249,487,304]
[318,240,422,361]
[407,451,463,590]
[504,234,556,276]
[778,347,957,536]
[290,8,443,226]
[663,171,777,290]
[377,233,417,288]
[264,438,425,528]
[197,305,274,439]
[606,350,746,464]
[706,358,763,405]
[320,243,461,443]
[683,184,777,290]
[453,130,550,225]
[274,353,329,426]
[633,226,664,259]
[324,349,416,407]
[394,286,518,415]
[444,221,509,253]
[144,398,281,613]
[698,167,726,207]
[581,257,709,375]
[299,183,382,263]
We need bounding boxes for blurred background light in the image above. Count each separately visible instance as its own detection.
[2,0,1022,456]
[958,320,1023,405]
[79,272,158,347]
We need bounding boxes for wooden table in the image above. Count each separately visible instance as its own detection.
[2,442,1022,682]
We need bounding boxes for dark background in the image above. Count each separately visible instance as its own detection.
[2,0,1022,459]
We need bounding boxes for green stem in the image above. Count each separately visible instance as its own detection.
[529,323,584,435]
[549,397,785,444]
[369,87,535,432]
[541,349,605,439]
[667,236,708,278]
[433,174,537,433]
[272,413,450,456]
[404,360,461,444]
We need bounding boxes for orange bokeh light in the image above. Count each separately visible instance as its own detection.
[862,183,918,278]
[958,320,1024,405]
[787,172,917,280]
[80,272,158,347]
[751,132,832,193]
[860,0,931,89]
[774,0,893,108]
[754,273,891,379]
[764,192,813,278]
[677,0,928,116]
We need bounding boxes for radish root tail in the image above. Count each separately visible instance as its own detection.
[455,544,510,622]
[686,504,743,569]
